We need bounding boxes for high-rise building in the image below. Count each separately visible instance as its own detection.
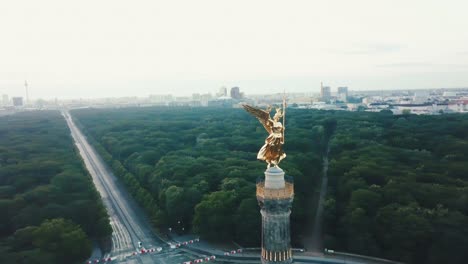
[230,87,241,99]
[12,97,23,107]
[337,86,348,102]
[2,94,8,106]
[24,80,29,105]
[320,83,331,102]
[217,86,228,97]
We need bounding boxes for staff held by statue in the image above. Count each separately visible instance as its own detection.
[282,94,286,145]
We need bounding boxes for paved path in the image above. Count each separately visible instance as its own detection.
[303,141,331,254]
[64,110,398,264]
[64,111,193,264]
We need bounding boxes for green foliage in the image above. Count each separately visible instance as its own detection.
[71,107,326,244]
[193,190,238,240]
[32,218,91,263]
[0,111,111,263]
[71,107,468,263]
[402,109,412,115]
[323,118,337,140]
[4,219,91,264]
[324,111,468,264]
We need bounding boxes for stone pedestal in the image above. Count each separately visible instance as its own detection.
[264,166,285,189]
[257,167,294,264]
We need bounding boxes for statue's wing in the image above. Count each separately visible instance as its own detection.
[242,104,272,134]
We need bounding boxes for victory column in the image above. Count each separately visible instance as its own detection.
[243,99,294,264]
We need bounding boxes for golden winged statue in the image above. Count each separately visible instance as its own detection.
[243,102,286,168]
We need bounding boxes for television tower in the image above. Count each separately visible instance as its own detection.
[24,80,29,105]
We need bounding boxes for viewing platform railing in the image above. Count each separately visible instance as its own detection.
[256,178,294,200]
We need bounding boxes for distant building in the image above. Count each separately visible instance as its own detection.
[189,101,202,107]
[230,87,242,99]
[391,103,450,115]
[337,87,348,102]
[175,96,191,102]
[200,93,213,106]
[449,99,468,113]
[149,94,173,105]
[289,96,312,108]
[192,93,201,100]
[217,86,227,97]
[443,91,457,97]
[2,94,8,106]
[167,96,191,107]
[189,93,213,106]
[320,83,331,102]
[412,91,430,104]
[208,97,234,107]
[12,97,23,107]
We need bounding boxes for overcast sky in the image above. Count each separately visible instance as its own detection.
[1,0,468,99]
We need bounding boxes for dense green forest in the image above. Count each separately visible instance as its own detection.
[0,111,111,264]
[71,107,328,246]
[324,111,468,264]
[72,107,468,264]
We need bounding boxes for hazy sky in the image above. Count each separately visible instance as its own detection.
[1,0,468,99]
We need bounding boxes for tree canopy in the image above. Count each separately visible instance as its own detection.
[71,107,468,263]
[324,111,468,264]
[72,107,326,246]
[0,111,111,264]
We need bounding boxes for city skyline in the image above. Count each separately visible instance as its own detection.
[3,82,468,102]
[1,0,468,99]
